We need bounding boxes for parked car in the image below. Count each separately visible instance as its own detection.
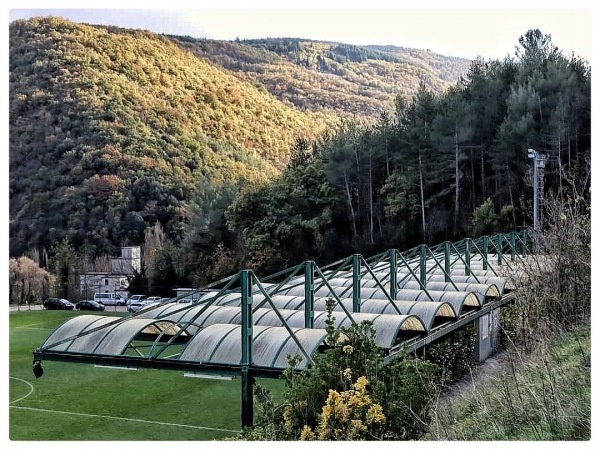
[140,298,164,309]
[43,298,75,310]
[129,298,165,313]
[128,295,147,305]
[159,297,173,303]
[93,292,127,306]
[127,301,146,313]
[75,300,106,311]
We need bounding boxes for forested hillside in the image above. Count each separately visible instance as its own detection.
[171,36,471,117]
[9,17,328,256]
[9,18,590,300]
[219,30,591,277]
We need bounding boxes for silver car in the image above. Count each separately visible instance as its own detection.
[127,301,146,313]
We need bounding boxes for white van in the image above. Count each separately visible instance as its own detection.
[93,293,127,306]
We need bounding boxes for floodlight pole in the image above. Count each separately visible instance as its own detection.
[528,148,546,247]
[240,270,254,429]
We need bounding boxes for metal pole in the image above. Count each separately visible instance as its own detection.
[464,238,471,276]
[497,234,503,266]
[304,261,314,328]
[533,153,539,236]
[352,254,361,313]
[389,249,397,300]
[528,148,545,249]
[510,232,516,262]
[419,244,427,289]
[240,270,254,429]
[444,241,451,282]
[482,236,489,271]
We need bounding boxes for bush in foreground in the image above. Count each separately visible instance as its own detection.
[237,301,439,440]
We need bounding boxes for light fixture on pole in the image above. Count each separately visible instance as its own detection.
[527,148,547,237]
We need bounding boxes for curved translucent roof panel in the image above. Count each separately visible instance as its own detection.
[274,283,355,298]
[315,312,425,348]
[425,275,506,295]
[312,276,392,292]
[397,280,500,300]
[179,324,328,370]
[41,315,122,352]
[202,292,247,306]
[358,288,481,316]
[262,295,455,332]
[137,303,425,349]
[361,300,455,331]
[136,302,189,319]
[262,294,453,332]
[40,315,189,356]
[392,267,513,291]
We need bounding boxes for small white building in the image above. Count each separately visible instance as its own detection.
[110,246,141,275]
[80,246,141,298]
[80,272,130,298]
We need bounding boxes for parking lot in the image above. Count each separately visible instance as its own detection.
[9,304,130,313]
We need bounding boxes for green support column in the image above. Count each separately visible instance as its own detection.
[444,241,451,282]
[522,229,528,256]
[352,254,361,313]
[464,238,472,276]
[419,244,427,289]
[497,234,503,265]
[482,236,489,271]
[389,249,397,300]
[240,270,254,429]
[510,232,516,262]
[304,261,314,328]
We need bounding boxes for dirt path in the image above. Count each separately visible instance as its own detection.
[438,350,509,404]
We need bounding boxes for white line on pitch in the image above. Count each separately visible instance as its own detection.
[9,377,35,404]
[9,405,240,433]
[14,327,54,331]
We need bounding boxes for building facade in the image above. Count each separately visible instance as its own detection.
[80,246,141,299]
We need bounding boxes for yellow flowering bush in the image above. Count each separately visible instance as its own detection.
[299,425,316,441]
[315,376,386,440]
[238,306,439,441]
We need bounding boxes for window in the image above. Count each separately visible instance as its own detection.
[104,279,109,286]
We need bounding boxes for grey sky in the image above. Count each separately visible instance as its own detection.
[7,1,593,62]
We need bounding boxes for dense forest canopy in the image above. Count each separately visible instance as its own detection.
[9,17,330,256]
[215,29,590,277]
[172,36,471,117]
[9,18,590,297]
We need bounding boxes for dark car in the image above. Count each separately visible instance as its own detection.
[75,300,106,311]
[43,298,75,310]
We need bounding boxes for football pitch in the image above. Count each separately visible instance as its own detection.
[8,310,285,440]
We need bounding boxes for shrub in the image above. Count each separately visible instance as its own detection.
[239,299,440,440]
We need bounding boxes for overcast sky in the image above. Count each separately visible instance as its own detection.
[6,0,594,62]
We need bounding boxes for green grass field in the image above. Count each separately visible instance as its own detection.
[9,310,285,440]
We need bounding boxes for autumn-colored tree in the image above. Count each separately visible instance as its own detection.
[9,256,52,308]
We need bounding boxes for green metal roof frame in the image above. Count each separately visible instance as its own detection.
[39,315,190,357]
[33,231,531,430]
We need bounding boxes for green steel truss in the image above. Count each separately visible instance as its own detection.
[33,230,532,429]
